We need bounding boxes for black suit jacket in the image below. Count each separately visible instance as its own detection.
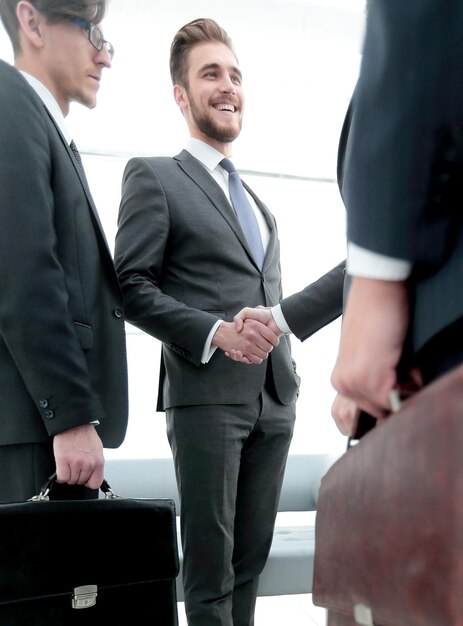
[280,261,345,342]
[344,0,463,353]
[115,149,302,410]
[0,60,128,446]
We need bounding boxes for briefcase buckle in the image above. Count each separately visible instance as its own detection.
[72,585,98,609]
[354,603,374,626]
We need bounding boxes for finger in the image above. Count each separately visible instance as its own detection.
[233,315,245,332]
[225,349,242,361]
[84,469,104,490]
[242,353,264,365]
[258,324,280,347]
[244,321,279,349]
[334,419,350,436]
[250,342,274,358]
[239,357,253,365]
[331,374,391,420]
[54,459,71,484]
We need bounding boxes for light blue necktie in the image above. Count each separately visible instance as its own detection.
[221,158,265,269]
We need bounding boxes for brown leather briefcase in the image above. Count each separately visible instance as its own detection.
[312,364,463,626]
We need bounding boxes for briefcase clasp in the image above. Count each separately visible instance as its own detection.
[354,603,374,626]
[72,584,98,609]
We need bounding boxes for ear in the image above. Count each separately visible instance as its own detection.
[16,1,45,50]
[173,84,188,111]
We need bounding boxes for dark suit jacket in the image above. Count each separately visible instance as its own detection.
[115,149,304,410]
[0,60,128,447]
[280,261,345,342]
[343,0,463,353]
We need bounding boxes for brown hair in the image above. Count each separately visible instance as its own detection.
[0,0,107,54]
[169,17,236,88]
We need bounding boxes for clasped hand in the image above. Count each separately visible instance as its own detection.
[215,306,281,364]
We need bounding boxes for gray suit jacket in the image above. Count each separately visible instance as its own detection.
[0,60,128,447]
[115,150,303,410]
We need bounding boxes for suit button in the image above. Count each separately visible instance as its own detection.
[44,410,54,419]
[39,399,49,408]
[113,308,123,319]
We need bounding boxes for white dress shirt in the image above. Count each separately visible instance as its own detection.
[20,71,72,143]
[184,138,270,363]
[346,242,411,280]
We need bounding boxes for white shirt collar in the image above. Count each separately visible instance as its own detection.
[186,137,229,173]
[20,71,72,144]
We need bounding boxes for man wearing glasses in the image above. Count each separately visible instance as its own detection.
[0,0,128,501]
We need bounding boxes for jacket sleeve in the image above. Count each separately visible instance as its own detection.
[344,0,463,272]
[280,261,345,342]
[114,157,221,367]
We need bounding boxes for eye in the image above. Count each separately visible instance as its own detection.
[204,71,217,79]
[231,74,242,85]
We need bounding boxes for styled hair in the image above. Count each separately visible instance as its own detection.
[0,0,107,54]
[170,17,236,88]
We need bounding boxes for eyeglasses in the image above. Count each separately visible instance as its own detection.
[71,18,114,60]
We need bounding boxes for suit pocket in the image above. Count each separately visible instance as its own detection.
[74,322,93,350]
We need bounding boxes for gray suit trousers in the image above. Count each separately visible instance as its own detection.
[166,383,296,626]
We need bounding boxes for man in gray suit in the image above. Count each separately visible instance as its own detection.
[115,18,338,626]
[0,0,128,501]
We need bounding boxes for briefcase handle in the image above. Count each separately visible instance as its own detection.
[29,473,122,501]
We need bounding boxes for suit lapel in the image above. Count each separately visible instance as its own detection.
[43,106,113,259]
[175,150,276,269]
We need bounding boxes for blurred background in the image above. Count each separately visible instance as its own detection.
[0,0,366,460]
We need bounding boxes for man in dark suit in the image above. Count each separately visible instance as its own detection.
[0,0,128,501]
[332,0,463,420]
[114,17,341,626]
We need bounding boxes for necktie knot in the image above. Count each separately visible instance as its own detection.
[220,158,235,174]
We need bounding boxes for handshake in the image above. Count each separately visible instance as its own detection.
[212,306,282,365]
[218,304,362,437]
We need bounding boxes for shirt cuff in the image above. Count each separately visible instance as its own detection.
[201,320,222,363]
[271,304,291,334]
[347,242,412,280]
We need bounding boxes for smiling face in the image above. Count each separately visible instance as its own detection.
[174,41,244,155]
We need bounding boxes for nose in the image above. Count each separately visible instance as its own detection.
[96,44,112,69]
[219,74,236,93]
[219,72,236,93]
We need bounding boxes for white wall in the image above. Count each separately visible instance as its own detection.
[0,0,366,458]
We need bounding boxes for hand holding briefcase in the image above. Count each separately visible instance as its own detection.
[313,364,463,626]
[0,474,180,625]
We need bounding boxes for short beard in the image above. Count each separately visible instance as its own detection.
[188,90,241,143]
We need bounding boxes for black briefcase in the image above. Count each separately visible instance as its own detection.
[0,475,180,625]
